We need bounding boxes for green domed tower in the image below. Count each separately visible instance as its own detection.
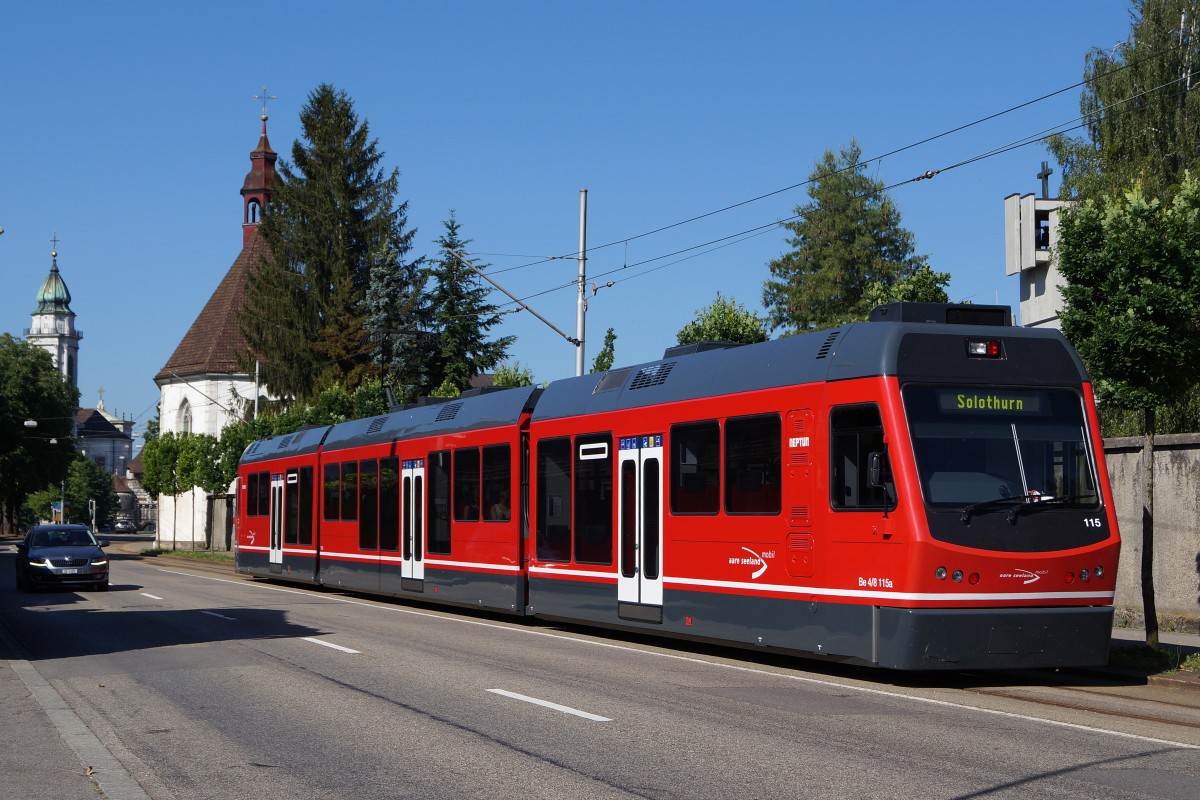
[26,243,82,389]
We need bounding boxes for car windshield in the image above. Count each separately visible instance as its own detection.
[31,529,96,547]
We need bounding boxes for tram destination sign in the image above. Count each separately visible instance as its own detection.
[936,388,1047,415]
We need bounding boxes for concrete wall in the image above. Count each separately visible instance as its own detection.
[1104,433,1200,623]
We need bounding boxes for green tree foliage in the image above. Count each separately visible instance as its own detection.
[591,328,618,373]
[140,431,181,500]
[366,234,433,403]
[241,83,424,401]
[762,140,928,333]
[0,334,78,533]
[858,263,951,314]
[1056,174,1200,648]
[492,361,534,388]
[25,457,118,527]
[1048,0,1200,202]
[430,378,462,399]
[428,214,514,393]
[676,293,768,345]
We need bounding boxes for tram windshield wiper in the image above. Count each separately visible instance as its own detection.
[958,497,1031,524]
[1004,495,1083,524]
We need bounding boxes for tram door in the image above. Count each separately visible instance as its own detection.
[617,434,664,619]
[269,473,284,573]
[401,458,425,588]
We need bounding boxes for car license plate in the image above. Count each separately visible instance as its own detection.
[61,568,79,574]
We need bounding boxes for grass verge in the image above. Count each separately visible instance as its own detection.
[138,548,234,563]
[1109,644,1200,673]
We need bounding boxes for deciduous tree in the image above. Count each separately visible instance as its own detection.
[0,335,77,533]
[1048,0,1200,202]
[677,293,768,345]
[1056,174,1200,647]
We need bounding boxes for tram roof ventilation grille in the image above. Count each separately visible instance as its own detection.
[629,361,676,390]
[815,330,841,359]
[593,367,633,394]
[366,417,387,435]
[435,402,463,422]
[276,435,294,450]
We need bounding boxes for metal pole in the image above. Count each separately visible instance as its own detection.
[576,189,588,376]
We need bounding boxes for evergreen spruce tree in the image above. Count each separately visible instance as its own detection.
[366,236,434,402]
[428,213,514,392]
[762,140,928,333]
[241,83,423,401]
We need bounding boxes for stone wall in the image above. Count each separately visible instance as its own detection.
[1104,433,1200,629]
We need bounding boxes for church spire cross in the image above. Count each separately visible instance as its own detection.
[253,85,278,121]
[49,231,60,257]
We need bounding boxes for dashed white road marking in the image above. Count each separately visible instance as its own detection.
[139,593,163,600]
[302,636,360,654]
[200,610,235,620]
[488,689,611,722]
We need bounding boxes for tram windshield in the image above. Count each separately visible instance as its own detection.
[902,386,1100,510]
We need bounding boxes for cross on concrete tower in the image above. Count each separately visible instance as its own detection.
[1037,161,1054,200]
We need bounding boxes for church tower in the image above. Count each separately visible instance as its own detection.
[26,242,82,389]
[241,111,277,246]
[155,105,276,437]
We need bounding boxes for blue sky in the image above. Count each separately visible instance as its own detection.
[0,1,1135,450]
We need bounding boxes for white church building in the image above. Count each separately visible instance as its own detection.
[152,114,276,548]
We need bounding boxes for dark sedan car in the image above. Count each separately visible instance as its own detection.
[15,524,110,592]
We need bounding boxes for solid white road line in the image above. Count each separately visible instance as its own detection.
[488,689,612,722]
[200,610,235,620]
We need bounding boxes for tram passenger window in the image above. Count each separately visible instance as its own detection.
[574,434,613,565]
[360,459,378,550]
[428,451,452,554]
[341,462,358,521]
[724,415,781,514]
[483,445,511,521]
[536,438,572,562]
[323,463,340,521]
[379,457,399,552]
[670,421,720,515]
[247,473,260,516]
[256,471,270,518]
[831,404,895,510]
[454,447,480,521]
[299,466,314,546]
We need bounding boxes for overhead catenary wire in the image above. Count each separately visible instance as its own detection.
[475,59,1200,311]
[477,35,1196,289]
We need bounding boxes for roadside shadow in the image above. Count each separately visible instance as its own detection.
[0,553,323,662]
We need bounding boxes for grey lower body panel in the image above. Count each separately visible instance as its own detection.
[529,577,1114,670]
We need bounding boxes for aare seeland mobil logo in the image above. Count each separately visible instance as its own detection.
[999,568,1048,585]
[728,547,772,579]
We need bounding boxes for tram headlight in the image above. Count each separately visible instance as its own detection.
[951,570,964,583]
[935,566,947,580]
[1079,568,1090,582]
[1095,565,1104,578]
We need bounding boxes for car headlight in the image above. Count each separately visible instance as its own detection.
[90,558,108,566]
[30,558,53,568]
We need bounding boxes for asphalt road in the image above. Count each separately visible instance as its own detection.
[1,551,1197,800]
